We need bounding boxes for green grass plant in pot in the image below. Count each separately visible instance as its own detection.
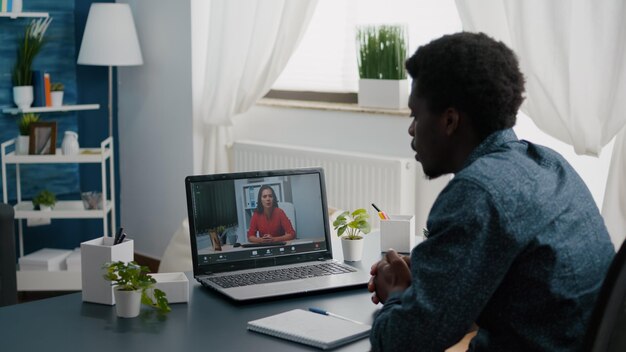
[103,261,170,318]
[15,113,39,155]
[32,189,56,211]
[333,208,371,261]
[12,17,53,109]
[356,24,408,109]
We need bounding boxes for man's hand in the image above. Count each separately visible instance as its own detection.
[368,249,412,304]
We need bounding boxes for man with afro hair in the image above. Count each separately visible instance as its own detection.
[368,32,614,352]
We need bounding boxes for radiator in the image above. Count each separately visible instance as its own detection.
[232,140,416,226]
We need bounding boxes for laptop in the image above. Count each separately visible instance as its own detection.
[185,167,370,302]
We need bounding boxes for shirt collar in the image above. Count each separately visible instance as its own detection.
[462,128,518,169]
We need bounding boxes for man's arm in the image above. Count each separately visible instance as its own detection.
[369,179,525,351]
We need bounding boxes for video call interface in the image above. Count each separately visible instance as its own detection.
[190,172,329,265]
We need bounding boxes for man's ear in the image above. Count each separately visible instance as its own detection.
[440,107,460,136]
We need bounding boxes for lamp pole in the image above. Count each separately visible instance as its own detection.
[108,65,113,138]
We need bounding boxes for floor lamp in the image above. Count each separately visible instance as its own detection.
[77,3,143,138]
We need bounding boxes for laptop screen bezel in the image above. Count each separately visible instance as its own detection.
[185,167,334,275]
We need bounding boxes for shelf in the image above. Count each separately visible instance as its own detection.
[13,200,112,219]
[17,270,81,291]
[4,148,111,164]
[0,11,49,19]
[2,104,100,115]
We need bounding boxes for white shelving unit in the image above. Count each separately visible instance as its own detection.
[2,104,100,115]
[0,11,49,19]
[1,137,116,291]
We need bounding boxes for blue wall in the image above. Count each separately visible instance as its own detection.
[0,0,118,254]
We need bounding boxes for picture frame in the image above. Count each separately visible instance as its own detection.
[29,122,57,155]
[209,230,222,251]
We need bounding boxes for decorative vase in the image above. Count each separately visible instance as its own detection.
[61,131,79,156]
[51,91,64,107]
[114,288,142,318]
[358,79,409,109]
[341,237,364,262]
[13,86,34,109]
[39,205,53,212]
[16,135,30,155]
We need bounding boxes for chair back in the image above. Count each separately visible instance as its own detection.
[0,203,17,306]
[584,241,626,351]
[278,202,296,237]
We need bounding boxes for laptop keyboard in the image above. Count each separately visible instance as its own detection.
[206,262,357,288]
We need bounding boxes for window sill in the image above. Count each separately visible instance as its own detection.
[256,98,410,117]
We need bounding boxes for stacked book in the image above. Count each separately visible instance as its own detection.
[18,248,73,271]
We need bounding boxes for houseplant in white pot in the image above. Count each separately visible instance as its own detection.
[12,17,52,109]
[333,208,371,261]
[50,82,64,107]
[32,189,56,211]
[356,24,408,109]
[16,112,39,155]
[103,261,170,318]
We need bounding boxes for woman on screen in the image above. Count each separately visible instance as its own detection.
[247,185,296,243]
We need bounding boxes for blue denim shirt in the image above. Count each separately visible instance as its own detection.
[370,129,614,351]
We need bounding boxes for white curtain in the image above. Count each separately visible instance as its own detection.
[455,0,626,247]
[197,0,318,174]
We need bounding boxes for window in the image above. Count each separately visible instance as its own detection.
[271,0,462,93]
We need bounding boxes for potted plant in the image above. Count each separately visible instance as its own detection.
[356,24,408,109]
[50,82,64,107]
[32,189,56,211]
[11,17,52,109]
[103,261,170,318]
[333,208,372,261]
[15,112,39,155]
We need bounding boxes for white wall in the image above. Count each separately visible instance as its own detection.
[118,0,194,259]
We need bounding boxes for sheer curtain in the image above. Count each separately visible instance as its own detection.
[455,0,626,246]
[196,0,318,174]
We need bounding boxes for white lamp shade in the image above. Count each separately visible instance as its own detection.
[77,3,143,66]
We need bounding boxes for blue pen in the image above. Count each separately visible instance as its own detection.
[308,307,365,325]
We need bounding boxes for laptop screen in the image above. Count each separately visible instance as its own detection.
[185,168,333,274]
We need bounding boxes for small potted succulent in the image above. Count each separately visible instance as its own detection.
[16,112,39,155]
[50,82,64,107]
[333,208,371,261]
[32,189,56,211]
[103,261,170,318]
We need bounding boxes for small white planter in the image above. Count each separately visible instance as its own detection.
[341,237,364,262]
[39,205,53,212]
[358,79,409,110]
[51,91,64,107]
[16,135,30,155]
[13,86,34,109]
[114,288,142,318]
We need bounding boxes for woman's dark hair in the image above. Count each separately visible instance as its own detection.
[405,32,525,139]
[255,185,278,214]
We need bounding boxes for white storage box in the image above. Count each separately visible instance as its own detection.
[65,248,81,272]
[148,272,189,303]
[81,237,133,305]
[18,248,73,271]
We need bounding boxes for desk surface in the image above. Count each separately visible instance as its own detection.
[0,233,382,351]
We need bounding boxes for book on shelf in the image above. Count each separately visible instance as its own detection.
[44,72,52,107]
[32,70,45,107]
[247,309,371,350]
[1,0,7,12]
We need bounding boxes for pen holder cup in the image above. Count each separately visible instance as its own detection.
[81,237,134,305]
[380,215,416,254]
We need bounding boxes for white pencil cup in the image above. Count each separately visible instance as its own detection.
[81,237,133,305]
[380,215,416,254]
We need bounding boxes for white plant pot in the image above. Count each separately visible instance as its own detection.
[39,205,53,211]
[341,237,364,262]
[358,79,409,110]
[114,289,142,318]
[13,86,34,109]
[16,135,30,155]
[51,91,64,107]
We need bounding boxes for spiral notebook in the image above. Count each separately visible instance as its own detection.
[247,309,371,350]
